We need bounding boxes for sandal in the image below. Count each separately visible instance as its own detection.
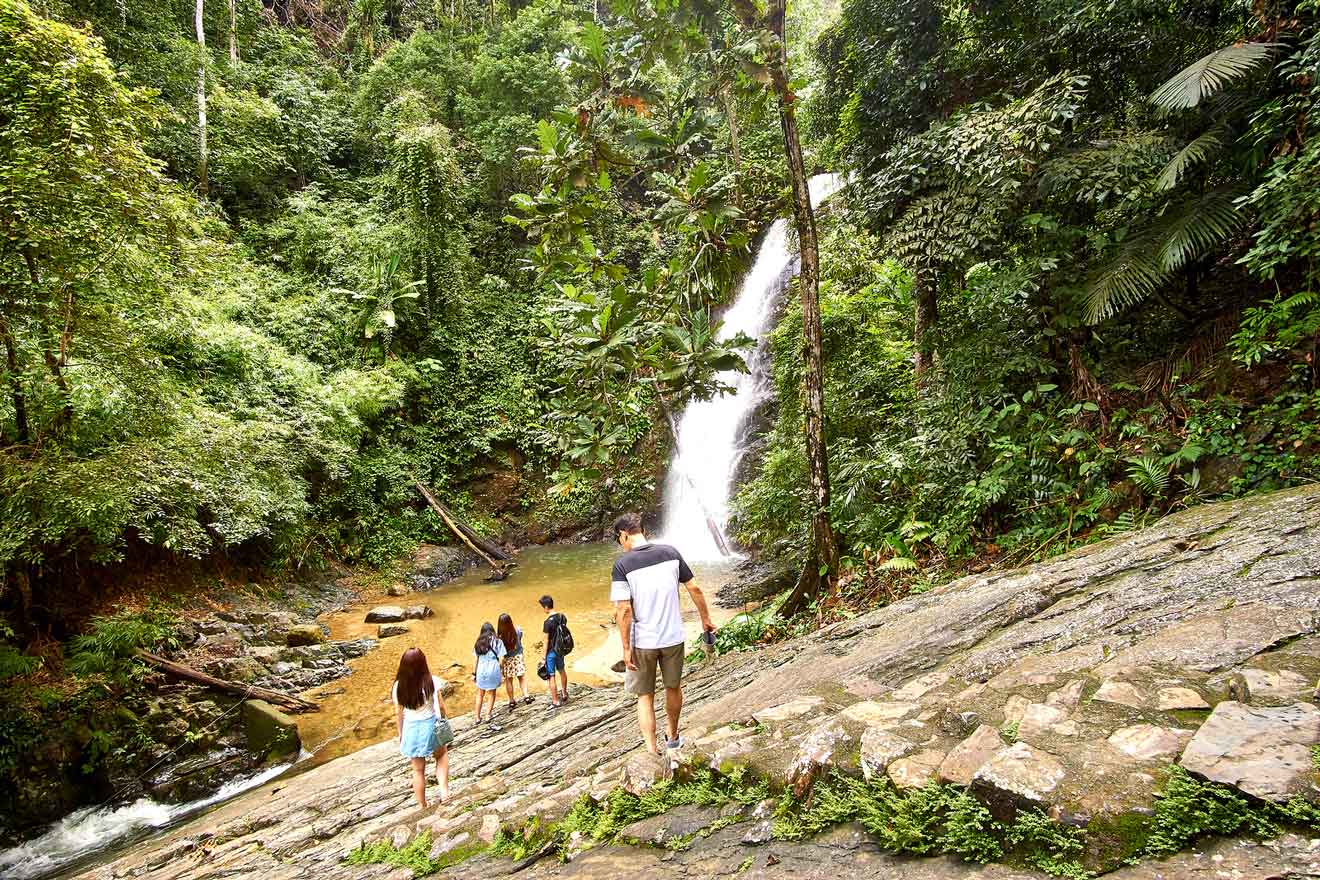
[507,701,517,712]
[522,696,534,705]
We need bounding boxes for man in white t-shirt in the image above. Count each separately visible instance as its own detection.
[610,512,715,755]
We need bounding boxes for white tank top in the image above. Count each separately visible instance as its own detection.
[391,675,443,722]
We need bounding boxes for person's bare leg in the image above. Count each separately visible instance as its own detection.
[546,669,558,704]
[433,747,450,801]
[636,692,658,754]
[518,674,528,700]
[410,757,428,807]
[504,675,514,707]
[474,687,483,721]
[664,686,683,743]
[558,667,569,702]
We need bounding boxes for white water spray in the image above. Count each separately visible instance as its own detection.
[0,760,295,880]
[659,173,846,561]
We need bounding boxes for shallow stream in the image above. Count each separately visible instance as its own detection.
[297,542,739,764]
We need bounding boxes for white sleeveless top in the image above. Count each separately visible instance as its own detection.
[391,675,443,722]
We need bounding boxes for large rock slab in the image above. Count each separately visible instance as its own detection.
[938,725,1004,786]
[1107,724,1193,761]
[1179,701,1320,802]
[860,728,916,781]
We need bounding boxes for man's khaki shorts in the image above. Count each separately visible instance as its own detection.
[625,643,685,696]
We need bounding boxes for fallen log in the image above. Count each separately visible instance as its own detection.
[415,482,511,576]
[136,650,319,713]
[413,481,511,562]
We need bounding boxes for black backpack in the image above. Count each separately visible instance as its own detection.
[552,614,574,655]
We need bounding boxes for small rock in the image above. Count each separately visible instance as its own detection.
[388,825,412,850]
[888,749,945,790]
[1179,701,1320,802]
[365,606,406,623]
[620,751,671,795]
[378,623,410,639]
[752,696,825,725]
[285,624,324,647]
[972,742,1067,805]
[477,814,501,844]
[428,831,471,859]
[1157,687,1210,711]
[1046,680,1086,711]
[1002,695,1031,725]
[1227,672,1252,704]
[938,709,981,738]
[790,719,851,794]
[860,727,916,780]
[1107,724,1194,761]
[1241,669,1312,701]
[742,820,774,845]
[1094,679,1146,709]
[1018,703,1075,739]
[386,584,406,597]
[838,701,918,725]
[403,605,433,621]
[890,672,951,701]
[939,725,1004,786]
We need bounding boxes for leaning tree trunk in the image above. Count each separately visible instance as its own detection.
[195,0,209,196]
[722,86,743,209]
[734,0,840,616]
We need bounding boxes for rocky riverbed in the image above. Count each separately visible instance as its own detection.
[66,485,1320,879]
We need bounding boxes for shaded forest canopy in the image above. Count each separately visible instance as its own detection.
[1,0,1320,629]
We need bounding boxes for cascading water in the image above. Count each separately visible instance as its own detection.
[659,173,846,561]
[0,760,295,880]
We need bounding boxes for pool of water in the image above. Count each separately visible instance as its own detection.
[296,542,739,764]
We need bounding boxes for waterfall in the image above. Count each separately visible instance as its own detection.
[659,173,846,562]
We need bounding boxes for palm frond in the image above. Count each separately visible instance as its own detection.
[1155,126,1227,191]
[1155,186,1246,272]
[1083,187,1246,323]
[1150,43,1277,112]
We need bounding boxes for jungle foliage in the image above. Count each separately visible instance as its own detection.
[733,0,1320,603]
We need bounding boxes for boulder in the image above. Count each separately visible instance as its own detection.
[860,727,916,780]
[477,814,501,844]
[427,831,471,860]
[888,749,945,790]
[972,743,1066,806]
[285,624,324,647]
[789,719,851,793]
[385,584,406,597]
[365,606,406,623]
[403,606,433,621]
[1179,701,1320,802]
[939,725,1004,786]
[241,700,300,761]
[620,751,671,795]
[377,624,410,639]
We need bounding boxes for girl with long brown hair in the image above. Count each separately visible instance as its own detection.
[498,613,531,710]
[392,647,451,806]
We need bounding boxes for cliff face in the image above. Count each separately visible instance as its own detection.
[75,486,1320,880]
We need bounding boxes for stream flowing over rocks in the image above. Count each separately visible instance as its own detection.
[72,485,1320,880]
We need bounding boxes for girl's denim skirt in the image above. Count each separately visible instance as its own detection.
[400,717,441,757]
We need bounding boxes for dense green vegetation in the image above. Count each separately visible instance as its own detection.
[732,0,1320,603]
[4,0,1320,832]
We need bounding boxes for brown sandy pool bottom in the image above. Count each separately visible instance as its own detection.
[297,543,742,764]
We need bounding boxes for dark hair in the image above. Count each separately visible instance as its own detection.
[497,613,519,654]
[475,621,495,655]
[612,513,643,536]
[395,647,435,710]
[539,595,554,610]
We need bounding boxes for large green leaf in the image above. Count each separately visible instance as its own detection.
[1150,43,1277,112]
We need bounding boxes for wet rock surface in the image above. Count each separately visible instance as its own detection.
[71,486,1320,879]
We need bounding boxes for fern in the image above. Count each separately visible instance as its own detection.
[1127,455,1171,497]
[1150,43,1278,112]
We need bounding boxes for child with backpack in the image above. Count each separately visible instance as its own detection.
[473,621,507,728]
[539,594,572,708]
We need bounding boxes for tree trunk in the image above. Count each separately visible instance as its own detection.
[722,86,743,209]
[913,273,938,383]
[136,651,320,713]
[195,0,209,196]
[228,0,238,62]
[733,0,839,615]
[0,313,28,444]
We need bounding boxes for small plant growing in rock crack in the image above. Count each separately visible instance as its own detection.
[1000,721,1019,744]
[345,831,441,875]
[1006,810,1090,879]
